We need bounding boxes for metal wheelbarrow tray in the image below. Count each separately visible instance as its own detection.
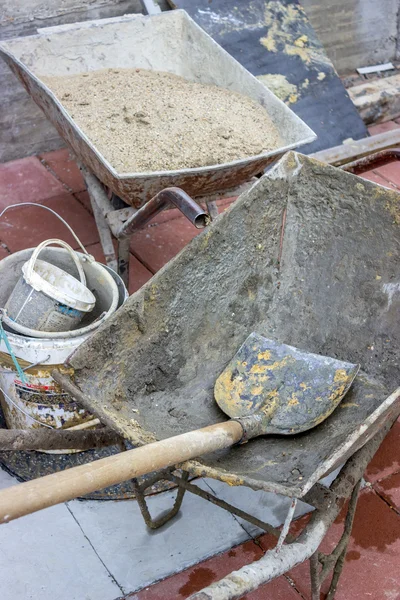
[68,152,400,498]
[0,11,315,207]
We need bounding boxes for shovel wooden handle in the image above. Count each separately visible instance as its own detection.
[0,420,242,524]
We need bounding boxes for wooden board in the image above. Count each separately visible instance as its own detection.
[168,0,368,153]
[312,128,400,166]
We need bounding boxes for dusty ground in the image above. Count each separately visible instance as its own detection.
[41,68,283,173]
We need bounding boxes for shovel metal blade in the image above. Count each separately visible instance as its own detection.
[214,333,359,435]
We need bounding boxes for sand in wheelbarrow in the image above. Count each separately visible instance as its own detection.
[41,68,283,173]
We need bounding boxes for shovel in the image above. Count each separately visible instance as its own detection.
[0,334,358,523]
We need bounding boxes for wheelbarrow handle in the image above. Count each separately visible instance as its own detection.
[0,421,242,524]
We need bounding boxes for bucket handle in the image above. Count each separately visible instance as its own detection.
[0,203,90,257]
[25,239,87,286]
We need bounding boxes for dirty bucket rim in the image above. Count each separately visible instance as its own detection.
[22,259,96,312]
[0,249,120,339]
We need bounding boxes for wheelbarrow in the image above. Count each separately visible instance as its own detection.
[0,10,315,289]
[0,153,399,599]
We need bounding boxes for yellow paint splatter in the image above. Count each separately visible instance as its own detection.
[257,350,271,361]
[288,92,299,104]
[250,363,268,374]
[257,73,297,102]
[288,393,300,406]
[317,71,326,81]
[294,34,308,47]
[301,78,310,89]
[251,385,264,395]
[334,369,348,383]
[250,355,291,373]
[285,44,312,63]
[260,36,276,52]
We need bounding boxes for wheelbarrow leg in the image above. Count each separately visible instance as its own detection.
[89,192,118,272]
[206,199,219,221]
[132,471,189,530]
[117,238,131,290]
[309,477,362,600]
[79,163,119,272]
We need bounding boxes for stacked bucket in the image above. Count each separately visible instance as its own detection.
[0,206,127,453]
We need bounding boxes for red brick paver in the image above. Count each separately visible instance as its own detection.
[0,156,64,208]
[0,193,99,252]
[289,489,400,600]
[129,540,302,600]
[375,473,400,515]
[365,419,400,484]
[361,169,399,190]
[39,148,86,193]
[367,121,400,136]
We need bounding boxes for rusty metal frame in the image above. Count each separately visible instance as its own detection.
[309,478,362,600]
[80,163,258,290]
[80,165,211,289]
[127,414,398,600]
[341,148,400,174]
[188,416,399,599]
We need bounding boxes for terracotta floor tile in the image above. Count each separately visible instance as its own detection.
[85,242,153,295]
[375,472,400,514]
[39,148,86,193]
[74,190,93,215]
[367,121,400,136]
[360,169,399,190]
[130,216,201,273]
[0,156,65,208]
[374,161,400,188]
[0,193,99,253]
[0,245,10,260]
[289,489,400,600]
[365,420,400,484]
[128,540,301,599]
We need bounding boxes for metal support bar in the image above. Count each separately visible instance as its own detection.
[89,194,118,271]
[165,472,283,538]
[79,164,114,217]
[311,478,362,600]
[117,237,131,289]
[132,471,189,529]
[115,187,209,239]
[190,414,399,599]
[206,200,219,221]
[275,498,297,553]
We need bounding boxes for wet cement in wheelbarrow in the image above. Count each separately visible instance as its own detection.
[41,68,283,173]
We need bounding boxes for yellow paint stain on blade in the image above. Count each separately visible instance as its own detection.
[260,36,277,52]
[250,385,264,395]
[257,350,271,360]
[288,393,300,406]
[334,369,348,383]
[294,34,308,47]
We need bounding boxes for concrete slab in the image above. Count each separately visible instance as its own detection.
[0,467,122,600]
[68,479,250,594]
[202,478,312,538]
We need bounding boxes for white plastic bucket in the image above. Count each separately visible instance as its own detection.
[6,239,96,333]
[0,249,127,453]
[2,249,119,339]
